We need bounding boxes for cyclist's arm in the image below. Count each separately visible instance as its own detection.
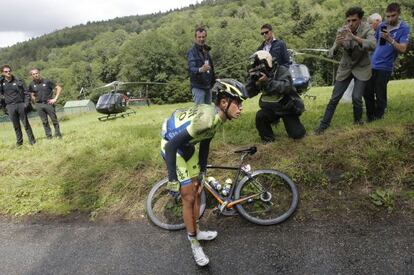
[199,138,212,173]
[164,129,192,181]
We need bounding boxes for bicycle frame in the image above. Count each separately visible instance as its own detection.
[204,150,263,211]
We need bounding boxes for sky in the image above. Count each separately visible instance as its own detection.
[0,0,200,48]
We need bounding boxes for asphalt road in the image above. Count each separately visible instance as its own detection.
[0,216,413,275]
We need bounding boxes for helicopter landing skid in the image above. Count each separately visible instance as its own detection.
[98,110,136,121]
[303,93,316,100]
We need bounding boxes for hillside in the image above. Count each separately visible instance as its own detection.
[0,0,413,105]
[0,80,413,222]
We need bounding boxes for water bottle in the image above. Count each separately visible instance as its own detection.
[204,60,210,74]
[221,178,232,196]
[207,176,221,191]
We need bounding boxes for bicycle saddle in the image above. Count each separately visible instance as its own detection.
[234,146,257,155]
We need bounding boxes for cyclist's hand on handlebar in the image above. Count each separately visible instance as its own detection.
[197,172,206,185]
[166,180,180,198]
[167,180,180,192]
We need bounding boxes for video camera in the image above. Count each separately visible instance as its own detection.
[248,51,274,82]
[248,61,271,83]
[248,63,270,82]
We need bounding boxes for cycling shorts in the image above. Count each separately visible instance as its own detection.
[161,138,200,186]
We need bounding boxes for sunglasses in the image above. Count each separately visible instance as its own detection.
[260,30,270,35]
[386,13,398,18]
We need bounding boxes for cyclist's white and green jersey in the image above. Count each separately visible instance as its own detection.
[161,104,223,185]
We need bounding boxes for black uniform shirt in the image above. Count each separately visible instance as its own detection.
[29,79,55,103]
[1,76,26,105]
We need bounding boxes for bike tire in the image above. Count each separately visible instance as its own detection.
[234,170,298,225]
[146,177,206,231]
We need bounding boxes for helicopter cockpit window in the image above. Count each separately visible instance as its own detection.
[299,65,310,78]
[289,64,310,79]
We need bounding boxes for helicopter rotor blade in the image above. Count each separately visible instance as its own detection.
[104,81,121,87]
[297,53,339,64]
[300,48,330,53]
[120,81,168,85]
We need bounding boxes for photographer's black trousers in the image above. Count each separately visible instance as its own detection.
[6,103,36,145]
[256,108,306,142]
[364,69,391,121]
[36,103,61,138]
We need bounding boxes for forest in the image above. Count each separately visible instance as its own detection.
[0,0,413,105]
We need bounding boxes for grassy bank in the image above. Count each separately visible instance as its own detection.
[0,80,413,221]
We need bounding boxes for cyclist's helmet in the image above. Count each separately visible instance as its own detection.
[249,50,273,70]
[212,78,249,103]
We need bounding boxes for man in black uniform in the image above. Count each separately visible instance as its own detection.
[246,51,306,143]
[0,75,5,114]
[28,68,62,139]
[0,65,36,146]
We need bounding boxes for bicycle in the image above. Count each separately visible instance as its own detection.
[146,146,299,230]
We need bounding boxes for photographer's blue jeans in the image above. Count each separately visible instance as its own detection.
[319,75,366,129]
[192,87,212,105]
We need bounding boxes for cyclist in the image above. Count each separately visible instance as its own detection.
[161,79,248,266]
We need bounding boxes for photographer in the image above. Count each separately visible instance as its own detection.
[364,3,410,122]
[246,50,306,144]
[315,6,375,134]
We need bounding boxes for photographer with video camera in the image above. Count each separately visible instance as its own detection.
[246,50,306,144]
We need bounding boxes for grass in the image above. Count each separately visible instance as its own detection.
[0,79,413,220]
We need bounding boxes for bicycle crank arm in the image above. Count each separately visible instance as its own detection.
[227,193,261,208]
[218,201,229,212]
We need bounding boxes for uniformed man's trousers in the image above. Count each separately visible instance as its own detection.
[6,103,36,145]
[36,103,61,138]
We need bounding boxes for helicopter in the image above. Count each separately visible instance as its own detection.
[82,81,167,121]
[288,48,338,99]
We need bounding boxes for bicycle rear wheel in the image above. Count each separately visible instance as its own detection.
[146,178,206,231]
[234,170,298,225]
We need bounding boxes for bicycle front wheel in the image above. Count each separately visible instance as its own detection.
[234,170,298,225]
[146,178,206,231]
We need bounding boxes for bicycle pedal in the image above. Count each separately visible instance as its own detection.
[217,201,229,212]
[212,207,221,215]
[220,208,238,217]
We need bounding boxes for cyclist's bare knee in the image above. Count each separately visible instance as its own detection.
[181,184,196,205]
